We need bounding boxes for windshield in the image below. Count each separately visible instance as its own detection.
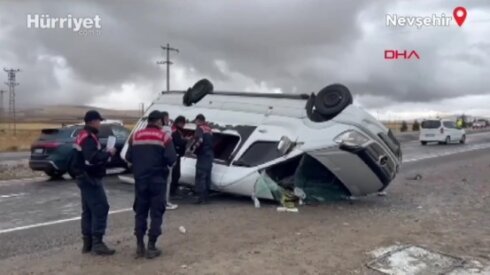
[421,120,441,129]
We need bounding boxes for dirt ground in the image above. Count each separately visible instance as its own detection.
[0,160,43,181]
[1,150,489,274]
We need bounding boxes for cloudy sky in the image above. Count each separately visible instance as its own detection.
[0,0,489,120]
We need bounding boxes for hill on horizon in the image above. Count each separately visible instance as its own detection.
[12,104,142,124]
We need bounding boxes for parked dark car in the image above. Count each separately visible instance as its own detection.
[29,123,130,179]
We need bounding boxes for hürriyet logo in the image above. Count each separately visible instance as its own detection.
[26,14,102,35]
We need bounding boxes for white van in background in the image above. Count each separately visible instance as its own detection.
[419,119,466,145]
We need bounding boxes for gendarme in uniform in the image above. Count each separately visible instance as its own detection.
[125,110,177,259]
[72,110,116,255]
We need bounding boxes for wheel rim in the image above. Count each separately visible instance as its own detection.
[322,92,342,107]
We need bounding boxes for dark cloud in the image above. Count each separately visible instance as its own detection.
[0,0,488,109]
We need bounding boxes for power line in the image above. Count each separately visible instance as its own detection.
[157,43,179,92]
[4,68,20,135]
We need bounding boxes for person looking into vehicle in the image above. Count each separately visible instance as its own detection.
[125,110,177,259]
[161,111,178,210]
[189,114,214,204]
[72,110,117,256]
[170,115,188,198]
[161,111,172,136]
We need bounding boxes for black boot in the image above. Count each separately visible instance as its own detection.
[135,235,146,259]
[193,195,208,205]
[82,235,92,254]
[92,235,116,256]
[193,197,204,204]
[146,236,161,259]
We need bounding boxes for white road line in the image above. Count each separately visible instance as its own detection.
[0,207,132,235]
[0,193,26,198]
[0,176,48,186]
[0,169,124,186]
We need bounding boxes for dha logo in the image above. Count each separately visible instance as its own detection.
[384,50,420,60]
[27,14,101,35]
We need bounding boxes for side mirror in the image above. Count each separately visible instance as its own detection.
[277,136,294,155]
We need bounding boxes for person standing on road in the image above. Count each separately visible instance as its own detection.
[125,110,177,259]
[170,115,188,197]
[72,110,117,256]
[457,118,464,129]
[188,114,214,204]
[161,111,178,210]
[161,111,172,136]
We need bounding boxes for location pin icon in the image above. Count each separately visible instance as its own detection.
[453,6,467,27]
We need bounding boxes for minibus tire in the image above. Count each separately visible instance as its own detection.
[183,79,214,106]
[314,84,353,117]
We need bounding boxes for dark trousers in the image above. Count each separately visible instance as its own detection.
[170,157,181,196]
[133,176,167,238]
[77,176,110,237]
[195,167,212,201]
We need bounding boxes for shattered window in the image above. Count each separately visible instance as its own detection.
[112,125,130,141]
[235,141,282,167]
[70,126,84,138]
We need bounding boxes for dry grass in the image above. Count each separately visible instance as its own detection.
[0,130,41,152]
[0,104,139,152]
[0,123,65,152]
[0,123,62,130]
[13,105,140,125]
[384,122,419,133]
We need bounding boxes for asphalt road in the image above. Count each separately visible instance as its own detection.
[0,131,489,273]
[401,131,490,163]
[1,131,489,233]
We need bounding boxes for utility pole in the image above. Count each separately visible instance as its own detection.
[4,68,20,135]
[0,90,5,125]
[157,43,179,92]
